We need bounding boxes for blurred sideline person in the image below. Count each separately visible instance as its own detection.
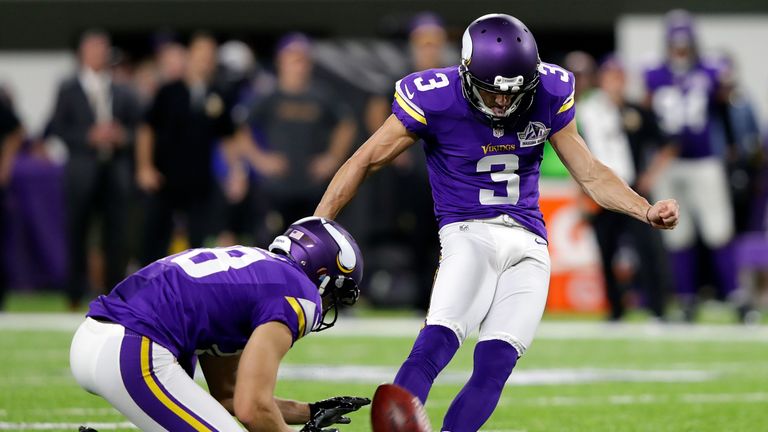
[578,55,674,320]
[315,14,679,431]
[563,51,597,102]
[0,91,23,309]
[214,40,278,247]
[50,30,141,308]
[244,33,356,234]
[644,10,738,320]
[136,32,237,265]
[70,218,369,431]
[362,12,448,310]
[717,54,764,234]
[156,41,188,84]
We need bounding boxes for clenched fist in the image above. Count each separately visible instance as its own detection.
[646,199,679,229]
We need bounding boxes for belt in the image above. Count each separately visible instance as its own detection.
[472,214,522,228]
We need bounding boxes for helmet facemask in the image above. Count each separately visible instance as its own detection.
[315,274,360,332]
[459,60,539,125]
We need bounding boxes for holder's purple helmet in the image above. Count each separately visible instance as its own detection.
[459,14,540,124]
[268,217,363,331]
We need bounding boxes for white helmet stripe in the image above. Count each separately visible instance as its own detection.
[323,221,356,271]
[461,27,472,63]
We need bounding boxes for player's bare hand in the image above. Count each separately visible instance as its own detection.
[647,199,678,230]
[136,165,164,193]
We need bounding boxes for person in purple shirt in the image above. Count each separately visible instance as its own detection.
[70,217,369,432]
[315,14,679,431]
[643,10,738,320]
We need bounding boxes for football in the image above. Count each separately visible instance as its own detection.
[371,384,432,432]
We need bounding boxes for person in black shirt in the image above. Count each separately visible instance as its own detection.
[0,91,23,309]
[245,33,355,232]
[136,33,237,265]
[579,56,675,320]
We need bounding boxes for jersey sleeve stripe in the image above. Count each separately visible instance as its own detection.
[394,92,427,125]
[395,79,425,116]
[557,92,575,114]
[140,337,213,432]
[285,296,306,338]
[296,298,318,336]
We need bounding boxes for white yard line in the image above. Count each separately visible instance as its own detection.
[276,364,715,386]
[0,422,137,430]
[425,392,768,409]
[2,314,767,342]
[0,364,720,388]
[23,409,120,417]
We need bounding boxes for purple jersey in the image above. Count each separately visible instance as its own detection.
[644,62,722,159]
[392,63,575,239]
[87,246,321,361]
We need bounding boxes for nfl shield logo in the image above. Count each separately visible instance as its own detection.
[493,127,504,138]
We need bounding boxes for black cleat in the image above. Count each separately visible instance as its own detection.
[79,427,99,432]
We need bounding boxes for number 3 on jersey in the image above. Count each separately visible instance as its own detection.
[477,154,520,205]
[414,73,449,92]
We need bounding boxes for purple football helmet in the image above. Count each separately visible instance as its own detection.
[268,217,363,331]
[459,13,540,124]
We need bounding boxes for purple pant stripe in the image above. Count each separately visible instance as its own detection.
[119,330,217,431]
[146,340,219,431]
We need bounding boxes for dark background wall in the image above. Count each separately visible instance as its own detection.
[1,0,766,50]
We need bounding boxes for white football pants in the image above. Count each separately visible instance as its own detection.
[70,317,244,431]
[425,215,551,356]
[653,157,734,251]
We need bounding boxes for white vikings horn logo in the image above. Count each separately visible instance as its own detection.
[323,221,356,273]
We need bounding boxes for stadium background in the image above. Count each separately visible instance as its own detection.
[0,1,767,431]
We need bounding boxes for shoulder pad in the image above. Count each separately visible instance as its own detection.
[537,62,575,98]
[395,67,459,116]
[537,62,575,116]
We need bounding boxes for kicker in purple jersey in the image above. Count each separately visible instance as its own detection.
[644,62,722,159]
[392,63,576,240]
[87,246,321,360]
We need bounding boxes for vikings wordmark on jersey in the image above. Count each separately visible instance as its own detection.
[392,63,575,240]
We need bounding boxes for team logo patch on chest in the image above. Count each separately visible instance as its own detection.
[517,121,550,147]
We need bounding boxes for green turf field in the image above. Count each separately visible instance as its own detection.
[1,314,767,432]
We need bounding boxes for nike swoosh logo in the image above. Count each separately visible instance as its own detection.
[535,237,548,246]
[405,84,415,99]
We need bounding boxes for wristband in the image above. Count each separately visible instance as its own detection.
[645,206,653,225]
